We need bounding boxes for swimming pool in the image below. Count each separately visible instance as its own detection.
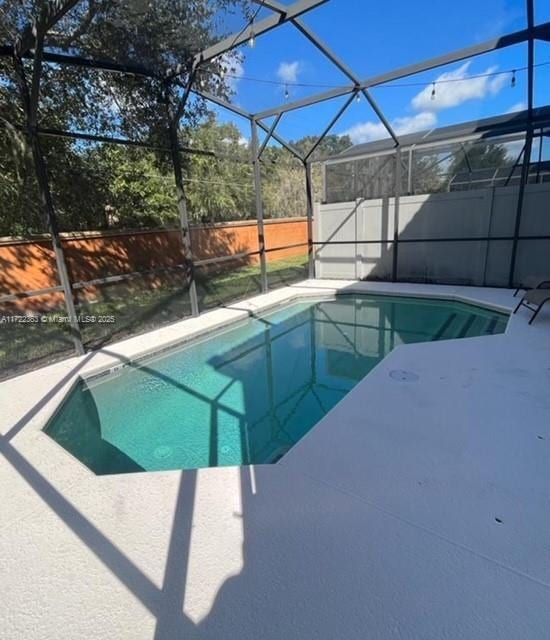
[45,294,508,474]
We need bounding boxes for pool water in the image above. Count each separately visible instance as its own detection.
[45,295,508,474]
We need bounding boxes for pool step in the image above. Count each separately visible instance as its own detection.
[433,313,458,340]
[457,315,476,338]
[484,316,499,335]
[434,313,501,341]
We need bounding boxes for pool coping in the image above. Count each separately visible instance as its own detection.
[1,280,516,446]
[40,285,510,473]
[82,289,510,386]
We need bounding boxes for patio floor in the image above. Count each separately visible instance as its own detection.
[1,280,549,639]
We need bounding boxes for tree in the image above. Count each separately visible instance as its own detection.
[448,141,508,175]
[87,145,178,229]
[1,1,249,135]
[410,151,447,195]
[292,134,352,161]
[183,114,254,222]
[0,0,250,235]
[261,154,307,219]
[286,134,353,207]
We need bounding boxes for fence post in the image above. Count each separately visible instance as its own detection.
[250,120,268,293]
[305,161,315,279]
[407,147,414,194]
[392,147,402,282]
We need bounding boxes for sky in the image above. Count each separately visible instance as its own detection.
[207,0,550,147]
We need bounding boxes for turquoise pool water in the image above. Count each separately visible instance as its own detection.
[45,295,508,474]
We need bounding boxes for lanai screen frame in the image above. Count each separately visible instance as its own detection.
[1,0,548,357]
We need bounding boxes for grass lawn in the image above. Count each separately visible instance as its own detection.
[198,253,308,310]
[0,254,309,380]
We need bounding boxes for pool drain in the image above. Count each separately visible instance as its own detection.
[389,369,419,382]
[154,445,173,460]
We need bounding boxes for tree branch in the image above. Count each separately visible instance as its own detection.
[46,0,99,50]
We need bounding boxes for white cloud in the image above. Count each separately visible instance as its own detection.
[238,136,249,147]
[276,61,301,84]
[343,61,510,146]
[411,61,506,112]
[344,111,437,144]
[505,101,527,114]
[393,111,437,134]
[344,121,386,143]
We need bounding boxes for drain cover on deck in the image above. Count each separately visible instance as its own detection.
[389,369,419,382]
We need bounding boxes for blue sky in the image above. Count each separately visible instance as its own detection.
[208,0,550,145]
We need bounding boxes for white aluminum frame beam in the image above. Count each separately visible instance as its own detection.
[321,129,531,166]
[303,91,357,161]
[257,113,283,158]
[253,25,540,120]
[193,0,328,66]
[256,119,304,161]
[252,0,399,145]
[191,90,304,161]
[192,88,253,120]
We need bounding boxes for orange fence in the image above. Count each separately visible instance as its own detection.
[0,217,308,309]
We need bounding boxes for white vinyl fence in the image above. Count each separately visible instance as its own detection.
[314,183,550,286]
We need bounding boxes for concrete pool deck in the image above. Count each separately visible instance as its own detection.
[1,280,549,639]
